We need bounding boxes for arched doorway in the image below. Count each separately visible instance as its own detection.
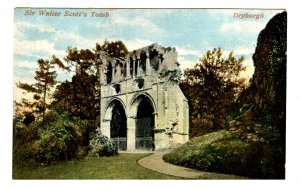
[135,96,155,150]
[109,100,127,150]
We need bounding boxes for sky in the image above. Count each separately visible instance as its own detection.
[14,8,283,102]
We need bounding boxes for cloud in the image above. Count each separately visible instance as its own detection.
[178,56,197,70]
[14,21,66,59]
[240,58,255,79]
[234,48,255,56]
[172,46,204,71]
[220,21,266,34]
[14,60,37,69]
[14,21,56,39]
[15,39,66,59]
[116,15,166,34]
[15,20,103,57]
[55,31,103,50]
[95,15,166,36]
[124,39,155,51]
[175,47,202,57]
[223,47,255,57]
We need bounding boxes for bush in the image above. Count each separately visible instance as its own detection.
[163,129,284,178]
[190,116,215,137]
[13,120,40,166]
[88,128,118,157]
[13,110,96,166]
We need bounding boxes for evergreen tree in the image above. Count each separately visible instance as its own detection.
[17,57,64,121]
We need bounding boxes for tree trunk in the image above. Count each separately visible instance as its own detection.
[42,83,47,121]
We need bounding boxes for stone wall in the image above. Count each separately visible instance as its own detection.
[99,43,189,151]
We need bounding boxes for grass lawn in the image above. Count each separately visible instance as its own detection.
[13,153,178,179]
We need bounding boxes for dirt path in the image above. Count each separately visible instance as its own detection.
[137,151,247,179]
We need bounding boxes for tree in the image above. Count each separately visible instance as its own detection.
[95,40,128,60]
[181,48,246,137]
[51,40,129,122]
[52,73,99,120]
[17,57,64,121]
[51,47,98,120]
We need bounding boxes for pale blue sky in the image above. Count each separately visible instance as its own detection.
[14,8,283,100]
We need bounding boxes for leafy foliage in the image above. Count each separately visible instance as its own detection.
[52,40,128,122]
[13,120,40,166]
[95,40,129,60]
[14,40,129,167]
[231,11,287,178]
[250,11,287,138]
[181,48,246,137]
[13,111,94,166]
[52,73,99,120]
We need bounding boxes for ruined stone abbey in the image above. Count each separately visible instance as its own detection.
[99,43,189,151]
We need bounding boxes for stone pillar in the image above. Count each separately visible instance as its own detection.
[146,52,150,75]
[112,62,115,83]
[132,58,136,79]
[101,120,111,139]
[127,117,136,151]
[137,57,140,77]
[164,87,168,136]
[153,112,158,129]
[126,60,130,79]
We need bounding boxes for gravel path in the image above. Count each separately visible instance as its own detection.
[137,151,247,179]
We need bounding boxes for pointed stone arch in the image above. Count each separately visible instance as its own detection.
[129,92,156,118]
[127,93,157,150]
[102,98,127,150]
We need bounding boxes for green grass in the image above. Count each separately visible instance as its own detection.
[13,153,178,179]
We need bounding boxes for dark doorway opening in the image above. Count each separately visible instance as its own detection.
[135,97,155,150]
[110,100,127,150]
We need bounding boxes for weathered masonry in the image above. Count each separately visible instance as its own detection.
[99,43,189,151]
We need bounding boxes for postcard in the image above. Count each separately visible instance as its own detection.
[13,8,286,180]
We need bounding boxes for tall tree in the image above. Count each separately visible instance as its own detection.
[52,47,98,120]
[52,40,128,121]
[181,48,246,137]
[17,57,64,121]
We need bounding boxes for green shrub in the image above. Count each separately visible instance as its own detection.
[13,110,96,166]
[34,123,80,164]
[88,128,118,157]
[13,120,40,166]
[163,129,284,178]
